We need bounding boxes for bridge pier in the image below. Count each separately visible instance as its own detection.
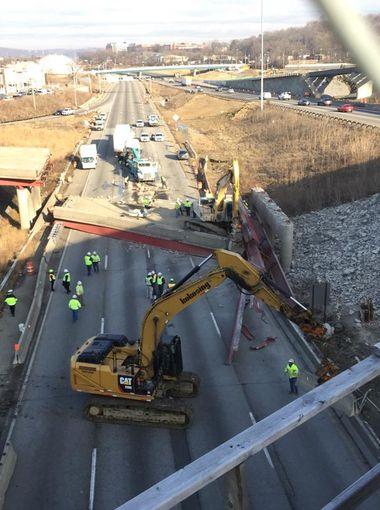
[16,187,34,230]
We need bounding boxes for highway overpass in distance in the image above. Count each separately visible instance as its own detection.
[93,63,245,76]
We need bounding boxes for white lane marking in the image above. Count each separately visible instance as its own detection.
[249,412,274,469]
[210,312,221,337]
[100,317,105,334]
[104,254,108,270]
[5,229,73,445]
[89,448,97,510]
[189,257,195,268]
[147,249,150,259]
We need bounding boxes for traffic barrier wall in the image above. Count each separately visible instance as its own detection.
[0,441,16,509]
[248,187,294,272]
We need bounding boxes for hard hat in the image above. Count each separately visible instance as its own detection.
[148,271,152,275]
[87,252,91,255]
[7,289,13,294]
[77,280,82,284]
[288,358,294,363]
[169,278,174,282]
[64,269,69,273]
[92,251,97,254]
[49,269,54,273]
[72,294,77,298]
[158,272,162,276]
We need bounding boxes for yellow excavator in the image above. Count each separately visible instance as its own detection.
[185,158,240,234]
[71,249,325,428]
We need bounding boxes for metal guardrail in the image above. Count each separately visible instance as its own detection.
[117,343,380,510]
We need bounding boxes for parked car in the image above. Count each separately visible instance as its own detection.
[92,119,105,131]
[151,133,165,142]
[13,91,25,98]
[337,103,354,113]
[259,92,272,99]
[227,88,235,94]
[217,87,224,92]
[317,96,333,106]
[177,148,189,160]
[61,107,75,116]
[98,112,107,120]
[135,119,145,128]
[297,98,311,106]
[140,133,150,142]
[3,95,14,101]
[53,109,64,115]
[279,92,291,100]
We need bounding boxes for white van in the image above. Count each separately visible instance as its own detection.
[79,144,97,169]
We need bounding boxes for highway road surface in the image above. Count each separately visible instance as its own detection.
[4,81,380,510]
[160,78,380,129]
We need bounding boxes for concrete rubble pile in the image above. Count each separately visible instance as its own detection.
[289,193,380,316]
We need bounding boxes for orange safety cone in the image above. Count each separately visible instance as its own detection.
[25,260,35,275]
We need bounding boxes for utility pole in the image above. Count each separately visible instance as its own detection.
[260,0,264,112]
[73,71,78,108]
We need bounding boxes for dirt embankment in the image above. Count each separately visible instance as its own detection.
[153,83,380,216]
[0,115,91,274]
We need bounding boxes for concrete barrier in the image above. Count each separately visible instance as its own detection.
[248,187,294,272]
[0,442,16,509]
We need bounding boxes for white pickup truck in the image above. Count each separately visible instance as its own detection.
[79,144,97,169]
[147,114,159,127]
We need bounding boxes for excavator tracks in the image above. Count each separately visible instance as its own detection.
[85,397,192,429]
[163,371,200,398]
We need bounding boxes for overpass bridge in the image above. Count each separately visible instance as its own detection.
[206,65,373,100]
[93,63,245,77]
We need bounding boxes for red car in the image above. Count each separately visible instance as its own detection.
[337,103,354,113]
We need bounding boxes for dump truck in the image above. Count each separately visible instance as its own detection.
[113,124,135,154]
[79,144,97,169]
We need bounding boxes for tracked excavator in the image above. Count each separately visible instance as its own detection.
[185,158,240,235]
[71,250,325,429]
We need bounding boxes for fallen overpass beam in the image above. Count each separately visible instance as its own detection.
[53,196,229,256]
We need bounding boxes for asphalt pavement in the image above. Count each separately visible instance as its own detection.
[4,81,380,510]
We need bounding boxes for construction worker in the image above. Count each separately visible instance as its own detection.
[156,272,165,298]
[284,358,299,394]
[150,270,157,300]
[145,271,153,298]
[167,278,176,289]
[160,175,168,189]
[68,294,82,322]
[183,198,192,217]
[142,196,152,209]
[62,269,71,294]
[84,252,93,276]
[75,281,85,306]
[175,198,182,217]
[4,290,17,317]
[92,251,101,273]
[48,269,56,291]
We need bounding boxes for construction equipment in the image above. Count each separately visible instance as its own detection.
[71,249,325,429]
[186,158,240,235]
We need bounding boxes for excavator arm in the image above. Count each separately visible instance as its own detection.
[213,160,239,220]
[139,249,324,375]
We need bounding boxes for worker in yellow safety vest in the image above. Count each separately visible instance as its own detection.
[182,198,192,217]
[62,269,71,294]
[84,252,93,276]
[75,281,85,306]
[142,196,152,209]
[68,294,82,322]
[156,272,165,298]
[92,251,101,273]
[284,359,299,394]
[175,198,182,217]
[4,290,18,317]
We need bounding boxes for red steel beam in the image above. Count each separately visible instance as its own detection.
[0,179,43,187]
[61,220,212,257]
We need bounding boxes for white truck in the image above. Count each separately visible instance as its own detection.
[181,77,192,86]
[147,114,159,127]
[79,144,97,169]
[131,159,158,182]
[113,124,135,154]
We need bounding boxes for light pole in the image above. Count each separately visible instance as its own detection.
[260,0,264,112]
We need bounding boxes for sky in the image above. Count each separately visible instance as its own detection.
[0,0,379,50]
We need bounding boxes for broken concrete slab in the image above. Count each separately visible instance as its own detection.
[0,147,50,180]
[53,195,229,255]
